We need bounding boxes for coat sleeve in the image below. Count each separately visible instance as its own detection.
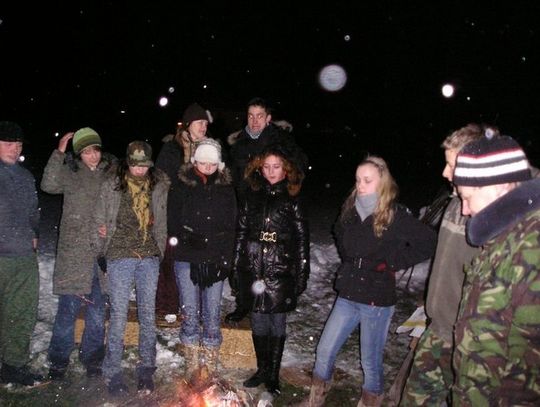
[230,198,249,289]
[292,197,310,295]
[40,150,68,194]
[385,210,437,271]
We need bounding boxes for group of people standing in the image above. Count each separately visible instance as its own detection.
[0,97,312,398]
[0,109,539,406]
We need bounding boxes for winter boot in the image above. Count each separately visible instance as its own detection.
[183,345,200,380]
[47,366,67,381]
[137,366,156,393]
[81,345,105,378]
[200,345,220,377]
[243,335,269,388]
[357,389,384,407]
[224,307,249,323]
[0,363,43,386]
[265,336,286,395]
[107,373,129,396]
[296,373,332,407]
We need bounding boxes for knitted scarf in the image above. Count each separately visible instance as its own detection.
[126,174,151,242]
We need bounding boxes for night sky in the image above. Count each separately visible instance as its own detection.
[2,2,539,209]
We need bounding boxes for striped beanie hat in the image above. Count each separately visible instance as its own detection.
[73,127,101,154]
[453,134,531,187]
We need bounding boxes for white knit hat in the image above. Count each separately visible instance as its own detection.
[191,139,224,170]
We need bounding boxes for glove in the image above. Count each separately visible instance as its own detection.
[190,263,219,288]
[97,255,107,274]
[360,258,389,273]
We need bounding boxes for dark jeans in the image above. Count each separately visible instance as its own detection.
[48,265,106,370]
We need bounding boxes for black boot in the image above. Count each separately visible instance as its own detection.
[265,336,286,395]
[1,363,44,386]
[225,306,249,323]
[243,335,269,387]
[81,346,105,378]
[137,366,156,393]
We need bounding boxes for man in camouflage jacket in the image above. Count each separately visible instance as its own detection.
[452,134,540,406]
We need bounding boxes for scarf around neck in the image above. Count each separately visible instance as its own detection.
[355,192,378,221]
[126,173,151,242]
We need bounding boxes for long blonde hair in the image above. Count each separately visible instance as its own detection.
[340,156,398,237]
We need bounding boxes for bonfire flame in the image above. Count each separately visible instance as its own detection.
[171,365,255,407]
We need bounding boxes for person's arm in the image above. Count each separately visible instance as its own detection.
[385,211,437,271]
[292,197,310,296]
[40,132,73,193]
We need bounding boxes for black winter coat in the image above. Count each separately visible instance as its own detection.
[231,178,310,313]
[167,164,237,275]
[334,207,436,307]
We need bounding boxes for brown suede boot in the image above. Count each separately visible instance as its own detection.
[183,345,200,379]
[296,373,332,407]
[201,345,220,377]
[357,389,384,407]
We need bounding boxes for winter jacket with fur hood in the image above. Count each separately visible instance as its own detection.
[231,172,310,314]
[167,163,237,270]
[41,150,116,295]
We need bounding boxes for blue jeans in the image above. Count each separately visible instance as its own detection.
[174,261,224,347]
[313,297,394,395]
[48,265,106,370]
[102,257,159,379]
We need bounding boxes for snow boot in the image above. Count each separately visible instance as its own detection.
[183,345,200,379]
[243,335,269,388]
[47,366,67,381]
[265,336,286,395]
[107,373,129,396]
[201,345,220,377]
[357,389,384,407]
[137,366,156,393]
[224,307,249,323]
[0,363,43,386]
[296,373,332,407]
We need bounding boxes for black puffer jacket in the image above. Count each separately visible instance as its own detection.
[334,207,436,307]
[167,164,237,271]
[231,178,310,313]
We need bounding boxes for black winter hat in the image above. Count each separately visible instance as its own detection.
[453,134,531,186]
[0,121,25,142]
[182,103,212,124]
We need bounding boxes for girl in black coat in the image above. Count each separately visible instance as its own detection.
[231,143,310,395]
[167,139,237,379]
[300,156,436,407]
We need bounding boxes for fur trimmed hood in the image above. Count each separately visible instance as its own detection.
[177,162,233,187]
[227,120,293,146]
[467,178,540,246]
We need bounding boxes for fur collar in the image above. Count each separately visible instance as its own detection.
[467,178,540,246]
[177,163,232,187]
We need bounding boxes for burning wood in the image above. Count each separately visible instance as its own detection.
[167,366,255,407]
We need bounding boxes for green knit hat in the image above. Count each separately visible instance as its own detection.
[73,127,101,154]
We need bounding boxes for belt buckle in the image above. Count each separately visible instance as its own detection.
[259,231,277,242]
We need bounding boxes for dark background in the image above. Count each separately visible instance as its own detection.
[2,2,539,214]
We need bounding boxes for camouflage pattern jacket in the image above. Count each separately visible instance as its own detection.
[453,178,540,406]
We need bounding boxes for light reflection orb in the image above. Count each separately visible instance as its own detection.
[318,64,347,92]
